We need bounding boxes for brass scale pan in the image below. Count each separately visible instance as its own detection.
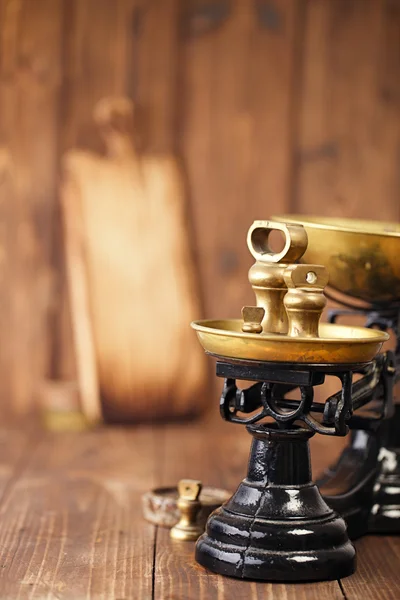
[276,215,400,306]
[192,217,393,365]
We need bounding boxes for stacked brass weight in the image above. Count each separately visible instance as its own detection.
[246,220,308,334]
[191,220,389,582]
[244,220,329,339]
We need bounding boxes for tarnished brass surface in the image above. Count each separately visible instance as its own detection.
[247,220,308,333]
[191,319,388,364]
[170,479,203,541]
[283,264,328,338]
[241,306,265,333]
[273,215,400,304]
[247,220,308,264]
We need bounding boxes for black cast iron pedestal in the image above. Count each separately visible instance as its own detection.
[196,423,355,581]
[194,357,378,581]
[318,305,400,538]
[319,412,400,539]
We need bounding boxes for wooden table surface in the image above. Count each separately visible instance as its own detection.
[0,416,399,599]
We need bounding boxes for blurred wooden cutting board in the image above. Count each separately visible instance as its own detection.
[60,97,208,423]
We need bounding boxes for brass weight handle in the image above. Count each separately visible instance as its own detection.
[247,220,308,264]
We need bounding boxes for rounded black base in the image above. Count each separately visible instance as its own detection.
[196,509,355,581]
[196,515,356,581]
[195,424,356,582]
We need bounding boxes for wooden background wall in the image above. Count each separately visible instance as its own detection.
[0,0,399,417]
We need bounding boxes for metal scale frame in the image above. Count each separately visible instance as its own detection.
[191,218,397,582]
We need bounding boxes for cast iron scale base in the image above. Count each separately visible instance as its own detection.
[195,358,390,582]
[318,304,400,539]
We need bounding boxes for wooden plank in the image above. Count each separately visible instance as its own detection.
[59,0,208,422]
[290,0,335,214]
[0,0,63,415]
[133,0,181,151]
[61,0,180,151]
[341,536,400,599]
[0,146,15,419]
[61,0,136,152]
[154,416,344,599]
[60,161,101,424]
[0,426,158,599]
[181,0,301,320]
[294,0,400,220]
[53,0,138,391]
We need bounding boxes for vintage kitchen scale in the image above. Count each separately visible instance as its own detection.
[191,217,400,582]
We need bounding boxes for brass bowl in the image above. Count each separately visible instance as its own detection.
[191,319,388,365]
[272,215,400,305]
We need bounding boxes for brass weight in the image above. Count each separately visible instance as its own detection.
[170,479,203,541]
[283,264,329,338]
[241,306,265,334]
[246,221,308,334]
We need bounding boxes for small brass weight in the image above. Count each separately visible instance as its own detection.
[283,264,329,338]
[170,479,203,541]
[241,306,265,334]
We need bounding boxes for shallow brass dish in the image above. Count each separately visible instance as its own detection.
[272,215,400,305]
[191,319,388,364]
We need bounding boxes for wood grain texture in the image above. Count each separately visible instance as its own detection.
[61,0,136,153]
[133,0,181,152]
[0,0,63,415]
[61,0,180,152]
[341,536,400,599]
[294,0,400,220]
[0,426,158,599]
[181,0,301,320]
